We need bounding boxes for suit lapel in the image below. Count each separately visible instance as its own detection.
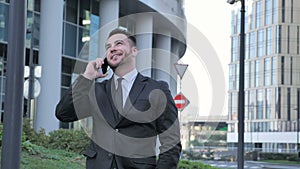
[95,78,119,127]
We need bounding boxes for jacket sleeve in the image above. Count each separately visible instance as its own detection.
[156,81,182,169]
[55,75,94,122]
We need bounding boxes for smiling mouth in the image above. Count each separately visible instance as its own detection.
[111,53,122,60]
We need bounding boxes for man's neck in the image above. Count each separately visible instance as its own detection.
[114,61,135,77]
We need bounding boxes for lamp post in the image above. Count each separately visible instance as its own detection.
[227,0,245,168]
[297,89,300,159]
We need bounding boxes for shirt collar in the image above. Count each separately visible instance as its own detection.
[113,68,138,85]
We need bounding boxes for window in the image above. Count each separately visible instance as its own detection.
[228,93,232,120]
[290,57,293,84]
[272,56,277,85]
[257,29,265,57]
[272,0,278,23]
[281,0,285,22]
[281,56,284,84]
[245,33,249,60]
[297,26,300,54]
[266,88,272,119]
[232,92,238,121]
[232,37,239,62]
[256,1,262,28]
[291,0,293,23]
[231,11,236,35]
[229,64,235,90]
[257,89,263,119]
[287,26,290,54]
[256,60,261,87]
[265,0,272,25]
[250,61,255,87]
[276,87,281,119]
[236,64,239,90]
[287,88,291,121]
[245,62,249,88]
[66,0,78,24]
[264,57,271,86]
[249,32,256,59]
[62,0,100,59]
[276,25,281,53]
[0,3,8,42]
[266,27,273,55]
[79,0,90,28]
[249,90,255,120]
[245,91,249,120]
[64,23,77,57]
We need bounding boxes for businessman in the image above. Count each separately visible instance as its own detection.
[56,28,181,169]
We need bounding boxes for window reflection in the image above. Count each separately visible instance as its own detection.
[0,3,8,42]
[64,23,76,57]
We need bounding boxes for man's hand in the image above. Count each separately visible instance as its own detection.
[83,58,108,80]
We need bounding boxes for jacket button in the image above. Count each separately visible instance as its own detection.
[115,129,119,132]
[108,153,113,157]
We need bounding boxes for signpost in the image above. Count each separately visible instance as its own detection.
[174,93,190,111]
[174,63,188,80]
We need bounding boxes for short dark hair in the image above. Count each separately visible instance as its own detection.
[108,28,136,46]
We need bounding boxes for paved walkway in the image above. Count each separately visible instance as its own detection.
[202,160,300,169]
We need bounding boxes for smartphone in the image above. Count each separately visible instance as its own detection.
[101,58,109,74]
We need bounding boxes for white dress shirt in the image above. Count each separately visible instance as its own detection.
[113,69,138,107]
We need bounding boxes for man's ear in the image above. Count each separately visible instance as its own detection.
[132,47,138,56]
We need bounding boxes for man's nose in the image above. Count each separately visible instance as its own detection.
[109,47,117,54]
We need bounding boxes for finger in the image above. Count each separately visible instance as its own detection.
[95,58,104,69]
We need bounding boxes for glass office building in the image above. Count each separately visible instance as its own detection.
[0,0,186,132]
[228,0,300,153]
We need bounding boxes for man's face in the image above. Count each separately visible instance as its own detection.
[105,33,136,68]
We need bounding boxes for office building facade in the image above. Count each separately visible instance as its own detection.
[227,0,300,153]
[0,0,186,132]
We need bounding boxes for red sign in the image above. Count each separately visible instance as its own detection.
[174,93,189,111]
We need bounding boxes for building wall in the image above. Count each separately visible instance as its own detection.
[227,0,300,153]
[0,0,187,132]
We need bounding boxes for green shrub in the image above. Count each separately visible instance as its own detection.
[259,152,298,161]
[22,118,90,153]
[20,144,85,169]
[47,129,90,153]
[22,118,50,146]
[22,140,41,155]
[177,159,219,169]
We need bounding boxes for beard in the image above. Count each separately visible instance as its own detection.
[108,51,132,71]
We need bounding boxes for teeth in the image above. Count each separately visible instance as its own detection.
[112,54,121,59]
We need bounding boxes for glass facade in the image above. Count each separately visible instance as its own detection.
[264,57,271,86]
[0,0,41,120]
[61,0,100,94]
[228,0,300,153]
[0,2,8,42]
[62,0,99,59]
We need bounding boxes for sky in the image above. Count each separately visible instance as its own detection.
[179,1,233,120]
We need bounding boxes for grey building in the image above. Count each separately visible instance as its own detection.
[228,0,300,153]
[0,0,186,133]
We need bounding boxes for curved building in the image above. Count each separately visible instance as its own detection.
[0,0,186,132]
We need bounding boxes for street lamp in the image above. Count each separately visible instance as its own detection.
[297,89,300,160]
[227,0,246,169]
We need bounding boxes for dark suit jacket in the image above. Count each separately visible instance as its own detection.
[56,73,181,169]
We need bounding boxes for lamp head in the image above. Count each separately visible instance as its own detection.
[227,0,238,4]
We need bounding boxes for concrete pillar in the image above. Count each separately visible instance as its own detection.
[154,30,173,93]
[35,0,64,133]
[170,41,180,96]
[135,13,153,77]
[98,0,119,57]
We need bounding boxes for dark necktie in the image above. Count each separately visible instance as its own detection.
[115,78,123,115]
